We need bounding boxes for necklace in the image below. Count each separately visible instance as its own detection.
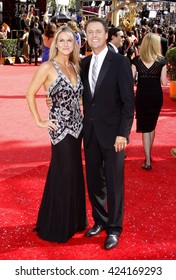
[57,61,71,78]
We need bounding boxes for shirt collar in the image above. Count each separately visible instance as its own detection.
[92,46,108,60]
[108,42,118,53]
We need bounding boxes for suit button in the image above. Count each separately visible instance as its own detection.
[92,103,95,106]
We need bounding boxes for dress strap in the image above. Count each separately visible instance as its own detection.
[51,60,60,74]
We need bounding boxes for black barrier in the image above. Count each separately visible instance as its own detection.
[11,30,24,39]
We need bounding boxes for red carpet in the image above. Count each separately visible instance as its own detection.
[0,64,176,260]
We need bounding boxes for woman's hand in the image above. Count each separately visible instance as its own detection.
[37,119,58,131]
[114,136,127,152]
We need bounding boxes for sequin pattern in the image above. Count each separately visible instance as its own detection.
[48,61,83,145]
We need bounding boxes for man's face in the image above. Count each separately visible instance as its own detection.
[115,31,125,48]
[86,22,108,54]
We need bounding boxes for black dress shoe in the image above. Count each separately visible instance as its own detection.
[104,234,118,250]
[85,225,104,237]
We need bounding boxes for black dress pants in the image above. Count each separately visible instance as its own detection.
[29,44,39,65]
[84,127,125,235]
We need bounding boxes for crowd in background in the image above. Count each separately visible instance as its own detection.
[17,12,176,64]
[1,5,176,64]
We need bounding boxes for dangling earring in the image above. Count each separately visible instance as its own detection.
[56,46,58,52]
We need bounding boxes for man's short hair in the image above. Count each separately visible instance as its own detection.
[85,17,108,33]
[107,27,123,43]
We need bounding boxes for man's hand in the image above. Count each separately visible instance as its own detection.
[114,136,127,152]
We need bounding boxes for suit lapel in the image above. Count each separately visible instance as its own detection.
[94,51,112,99]
[84,56,93,100]
[83,51,113,101]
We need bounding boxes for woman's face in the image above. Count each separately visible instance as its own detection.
[56,31,74,56]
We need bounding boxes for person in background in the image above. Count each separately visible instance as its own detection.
[67,21,81,48]
[30,15,44,34]
[124,30,138,63]
[81,17,134,250]
[19,4,27,18]
[157,26,168,57]
[107,27,125,54]
[42,14,49,30]
[19,26,30,62]
[131,33,167,170]
[80,16,87,28]
[41,22,57,63]
[28,22,42,66]
[26,26,87,243]
[20,13,29,30]
[0,25,7,39]
[107,27,127,160]
[27,5,35,27]
[79,23,87,56]
[140,26,147,44]
[167,28,175,49]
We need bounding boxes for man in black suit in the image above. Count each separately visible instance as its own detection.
[157,26,168,57]
[81,17,134,250]
[28,22,42,65]
[107,27,125,54]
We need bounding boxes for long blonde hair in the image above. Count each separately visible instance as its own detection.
[49,25,80,73]
[139,33,162,63]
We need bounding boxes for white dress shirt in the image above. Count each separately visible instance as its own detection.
[89,46,108,93]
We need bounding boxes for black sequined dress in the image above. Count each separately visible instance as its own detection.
[34,61,87,243]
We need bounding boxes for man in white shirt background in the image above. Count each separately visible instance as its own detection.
[107,27,125,54]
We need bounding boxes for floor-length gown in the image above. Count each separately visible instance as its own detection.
[34,61,87,243]
[132,56,166,133]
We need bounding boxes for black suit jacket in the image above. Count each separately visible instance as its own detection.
[81,50,134,149]
[160,36,168,57]
[107,43,116,53]
[28,27,42,46]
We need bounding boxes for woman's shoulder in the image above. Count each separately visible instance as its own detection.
[31,61,54,83]
[38,61,54,73]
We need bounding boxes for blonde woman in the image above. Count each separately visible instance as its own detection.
[131,33,167,170]
[26,26,86,243]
